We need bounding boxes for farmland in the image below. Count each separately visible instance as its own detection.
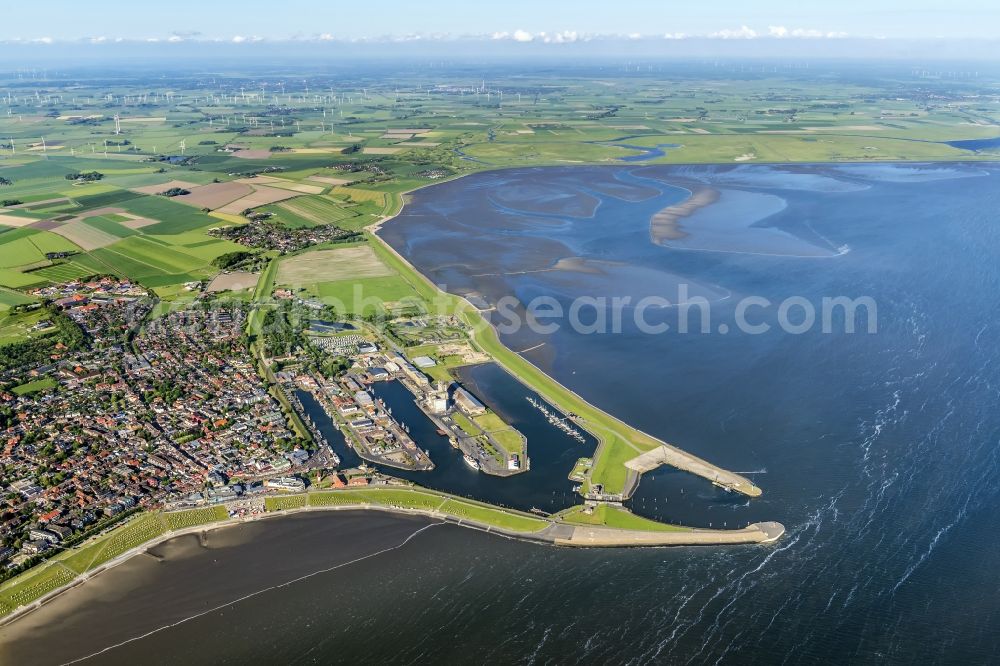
[276,245,393,284]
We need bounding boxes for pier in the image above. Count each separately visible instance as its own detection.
[525,396,587,443]
[623,444,762,498]
[545,520,784,547]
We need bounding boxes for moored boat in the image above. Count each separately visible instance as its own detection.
[463,453,480,471]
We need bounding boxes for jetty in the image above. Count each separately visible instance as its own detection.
[623,444,762,498]
[526,396,587,443]
[544,520,784,547]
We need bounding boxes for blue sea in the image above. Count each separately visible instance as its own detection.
[376,162,1000,661]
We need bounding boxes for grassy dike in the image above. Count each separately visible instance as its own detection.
[0,486,562,620]
[267,486,550,534]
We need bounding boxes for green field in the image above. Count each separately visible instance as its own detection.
[26,261,98,283]
[278,195,361,225]
[163,505,229,531]
[0,562,76,615]
[12,376,57,395]
[264,494,307,511]
[266,486,549,532]
[560,504,687,532]
[0,307,49,344]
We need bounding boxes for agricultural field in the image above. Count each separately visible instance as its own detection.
[276,245,393,284]
[272,243,425,315]
[277,195,363,226]
[0,66,983,305]
[0,287,38,311]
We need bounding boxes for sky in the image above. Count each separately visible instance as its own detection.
[3,0,999,43]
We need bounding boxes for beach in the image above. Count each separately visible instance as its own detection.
[648,184,719,242]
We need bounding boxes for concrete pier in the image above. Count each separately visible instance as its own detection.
[624,444,762,498]
[547,521,785,547]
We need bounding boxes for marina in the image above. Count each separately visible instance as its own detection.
[525,396,587,443]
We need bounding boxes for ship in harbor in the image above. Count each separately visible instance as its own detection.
[463,453,481,471]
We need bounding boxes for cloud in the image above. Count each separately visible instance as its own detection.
[31,36,53,44]
[318,33,335,41]
[710,25,758,39]
[542,30,580,43]
[167,30,200,43]
[231,35,263,43]
[768,26,849,39]
[389,33,427,42]
[663,32,687,40]
[491,29,590,43]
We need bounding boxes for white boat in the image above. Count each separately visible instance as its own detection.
[463,454,480,471]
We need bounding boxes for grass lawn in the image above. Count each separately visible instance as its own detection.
[12,376,57,395]
[486,428,524,455]
[560,504,687,532]
[438,499,547,532]
[0,288,38,309]
[308,275,423,316]
[0,308,50,344]
[471,411,524,454]
[307,492,371,507]
[357,488,447,511]
[451,411,479,436]
[0,562,76,615]
[306,487,547,532]
[264,495,307,511]
[163,505,228,531]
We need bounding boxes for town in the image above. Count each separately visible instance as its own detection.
[0,276,528,581]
